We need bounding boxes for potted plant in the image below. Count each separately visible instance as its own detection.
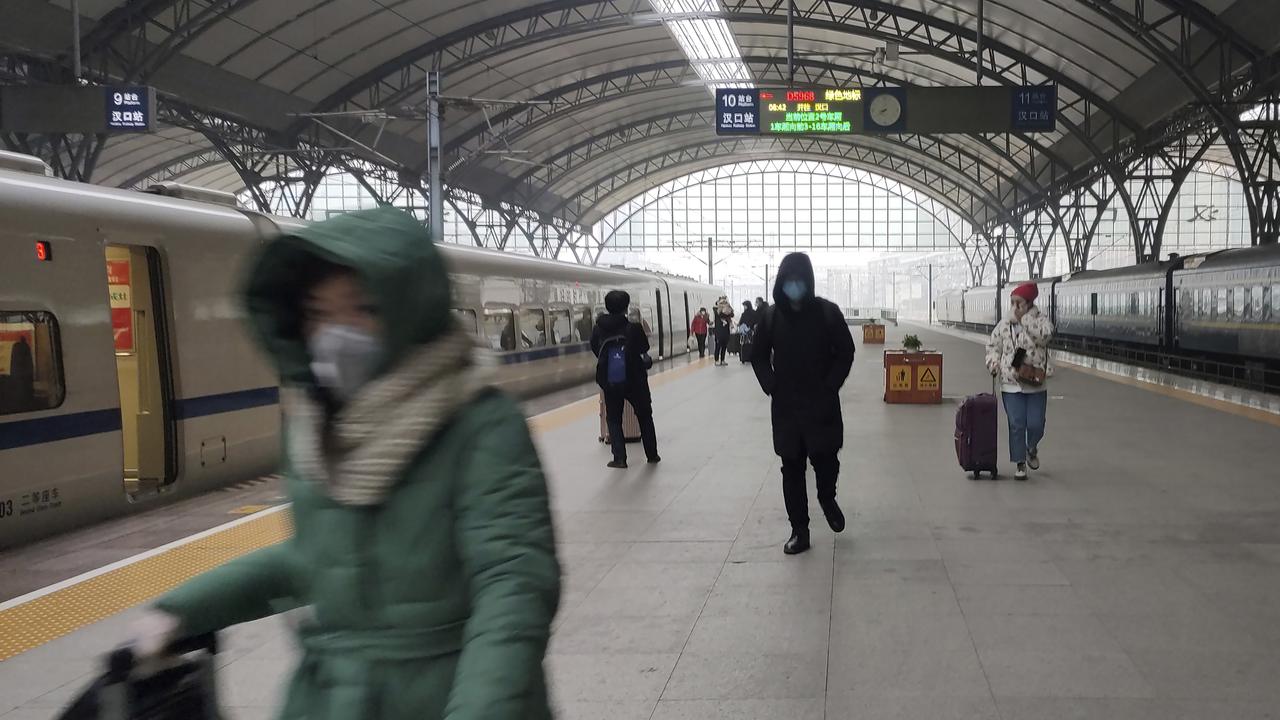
[902,334,923,352]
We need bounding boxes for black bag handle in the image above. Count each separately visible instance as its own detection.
[106,633,219,683]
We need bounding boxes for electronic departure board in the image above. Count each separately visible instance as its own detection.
[714,85,1058,136]
[759,88,862,134]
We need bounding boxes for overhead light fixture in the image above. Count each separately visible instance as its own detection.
[649,0,754,92]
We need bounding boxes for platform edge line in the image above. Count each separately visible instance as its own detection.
[0,504,290,613]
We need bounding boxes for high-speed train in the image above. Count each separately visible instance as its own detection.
[935,244,1280,376]
[0,150,722,548]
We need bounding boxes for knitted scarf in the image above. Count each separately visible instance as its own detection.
[281,326,495,506]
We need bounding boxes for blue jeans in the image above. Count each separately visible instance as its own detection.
[1002,391,1047,464]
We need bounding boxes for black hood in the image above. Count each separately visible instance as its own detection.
[596,312,628,334]
[773,252,817,308]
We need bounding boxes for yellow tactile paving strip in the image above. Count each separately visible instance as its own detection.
[0,510,294,661]
[0,358,710,661]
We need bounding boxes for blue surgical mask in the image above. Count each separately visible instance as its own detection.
[308,324,381,402]
[782,280,807,303]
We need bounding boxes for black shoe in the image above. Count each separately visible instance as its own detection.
[646,455,661,464]
[820,498,846,533]
[783,530,811,555]
[607,460,627,469]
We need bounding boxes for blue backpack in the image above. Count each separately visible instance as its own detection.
[600,334,628,385]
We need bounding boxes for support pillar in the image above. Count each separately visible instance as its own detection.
[1116,126,1218,263]
[1228,94,1280,245]
[1058,178,1117,272]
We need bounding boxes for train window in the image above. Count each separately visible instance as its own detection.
[452,309,479,336]
[548,309,573,345]
[518,309,547,348]
[483,308,516,351]
[573,306,595,342]
[1217,288,1228,318]
[1252,287,1264,320]
[0,311,65,415]
[1233,288,1245,319]
[1272,285,1280,317]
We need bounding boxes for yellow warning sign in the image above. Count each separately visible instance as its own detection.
[917,366,939,391]
[889,365,911,391]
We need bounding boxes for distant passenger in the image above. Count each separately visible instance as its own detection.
[738,300,757,364]
[501,317,518,351]
[691,308,710,358]
[129,207,560,719]
[576,308,594,342]
[739,300,757,331]
[985,282,1054,481]
[591,290,659,468]
[0,337,35,414]
[752,252,855,555]
[713,297,734,366]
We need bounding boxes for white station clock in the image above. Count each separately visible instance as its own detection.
[864,89,906,132]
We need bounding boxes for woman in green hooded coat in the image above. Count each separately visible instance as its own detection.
[131,207,561,719]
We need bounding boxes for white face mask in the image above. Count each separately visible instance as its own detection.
[307,324,381,402]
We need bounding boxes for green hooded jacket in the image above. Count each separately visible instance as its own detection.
[154,207,561,720]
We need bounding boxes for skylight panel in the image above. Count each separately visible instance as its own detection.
[650,0,754,91]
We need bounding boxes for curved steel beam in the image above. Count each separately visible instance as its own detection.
[504,109,1033,222]
[501,106,1039,195]
[554,135,1008,227]
[485,56,1073,196]
[80,0,257,81]
[297,0,1138,140]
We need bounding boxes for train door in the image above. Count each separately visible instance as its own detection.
[105,245,175,497]
[655,289,666,359]
[683,292,691,350]
[1089,292,1098,336]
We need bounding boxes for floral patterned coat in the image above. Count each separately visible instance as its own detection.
[984,306,1055,388]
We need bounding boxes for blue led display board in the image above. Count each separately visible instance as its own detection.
[1011,85,1057,133]
[105,86,155,132]
[715,88,760,134]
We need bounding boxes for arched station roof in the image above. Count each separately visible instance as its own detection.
[3,0,1278,229]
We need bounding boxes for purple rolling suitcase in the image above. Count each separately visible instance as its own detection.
[955,383,999,480]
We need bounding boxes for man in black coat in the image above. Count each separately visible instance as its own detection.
[591,290,660,469]
[751,252,856,554]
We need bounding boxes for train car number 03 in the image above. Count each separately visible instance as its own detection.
[0,499,14,518]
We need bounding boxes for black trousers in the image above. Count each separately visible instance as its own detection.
[603,386,658,463]
[696,333,707,358]
[714,332,729,363]
[780,445,840,532]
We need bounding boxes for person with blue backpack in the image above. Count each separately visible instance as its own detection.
[590,290,660,469]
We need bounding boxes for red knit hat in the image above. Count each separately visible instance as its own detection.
[1011,283,1038,303]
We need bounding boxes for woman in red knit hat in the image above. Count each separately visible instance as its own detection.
[983,282,1055,480]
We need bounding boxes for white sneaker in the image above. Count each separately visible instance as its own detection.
[1027,449,1040,470]
[1015,463,1028,481]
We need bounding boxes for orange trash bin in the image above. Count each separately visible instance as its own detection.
[862,323,885,344]
[883,349,943,404]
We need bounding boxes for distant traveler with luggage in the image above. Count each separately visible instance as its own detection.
[738,300,757,364]
[985,282,1054,481]
[752,252,856,555]
[126,207,561,719]
[691,308,710,358]
[713,298,734,366]
[591,290,660,468]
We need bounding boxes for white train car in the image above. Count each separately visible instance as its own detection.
[0,155,278,548]
[0,153,721,547]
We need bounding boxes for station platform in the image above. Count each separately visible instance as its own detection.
[3,324,1280,720]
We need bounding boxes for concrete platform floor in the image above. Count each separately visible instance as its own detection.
[3,324,1280,719]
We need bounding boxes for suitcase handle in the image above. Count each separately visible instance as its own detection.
[107,633,218,682]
